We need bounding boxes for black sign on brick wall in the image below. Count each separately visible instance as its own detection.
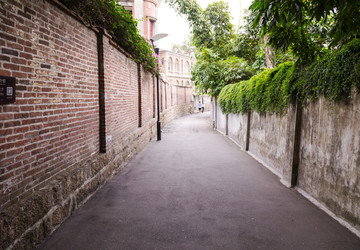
[0,75,16,105]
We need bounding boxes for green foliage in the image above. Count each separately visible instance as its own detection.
[218,39,360,115]
[218,62,295,114]
[293,39,360,103]
[231,10,262,64]
[250,0,360,64]
[167,0,256,96]
[166,0,213,50]
[309,0,360,46]
[166,0,234,56]
[232,10,293,73]
[171,36,195,54]
[192,50,254,96]
[59,0,158,74]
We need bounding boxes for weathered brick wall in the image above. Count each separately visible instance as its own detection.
[0,1,193,249]
[104,37,139,149]
[0,0,99,209]
[141,67,155,124]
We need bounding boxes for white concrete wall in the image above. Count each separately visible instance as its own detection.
[216,101,227,135]
[227,113,247,150]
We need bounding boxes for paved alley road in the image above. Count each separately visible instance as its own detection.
[38,113,360,250]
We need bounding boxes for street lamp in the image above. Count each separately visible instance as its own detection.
[150,33,168,141]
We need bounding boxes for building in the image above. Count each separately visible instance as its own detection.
[118,0,161,40]
[158,50,194,87]
[157,50,212,112]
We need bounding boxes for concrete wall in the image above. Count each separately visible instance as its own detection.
[248,111,295,180]
[211,91,360,235]
[216,100,227,135]
[0,1,193,249]
[227,113,248,151]
[298,93,360,228]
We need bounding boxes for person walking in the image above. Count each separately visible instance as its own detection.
[197,101,202,112]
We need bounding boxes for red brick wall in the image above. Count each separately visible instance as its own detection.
[0,0,99,208]
[104,37,139,148]
[141,66,155,123]
[0,1,193,248]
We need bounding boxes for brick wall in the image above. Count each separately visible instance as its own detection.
[104,37,139,149]
[0,0,193,249]
[141,66,155,123]
[0,0,99,209]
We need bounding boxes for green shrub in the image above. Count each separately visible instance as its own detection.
[59,0,158,74]
[219,39,360,115]
[293,39,360,103]
[218,62,295,114]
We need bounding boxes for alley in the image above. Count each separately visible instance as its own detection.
[38,113,360,250]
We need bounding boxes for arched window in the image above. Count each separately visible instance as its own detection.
[168,57,173,71]
[185,61,190,73]
[175,59,179,72]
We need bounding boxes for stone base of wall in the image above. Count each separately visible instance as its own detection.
[0,104,191,250]
[162,104,193,125]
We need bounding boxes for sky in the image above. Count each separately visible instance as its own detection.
[157,0,254,51]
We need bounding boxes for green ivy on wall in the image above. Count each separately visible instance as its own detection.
[293,39,360,104]
[218,39,360,115]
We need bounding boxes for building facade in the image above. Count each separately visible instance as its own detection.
[118,0,161,40]
[158,50,194,87]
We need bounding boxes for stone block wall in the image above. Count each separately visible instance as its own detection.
[212,91,360,235]
[0,1,193,249]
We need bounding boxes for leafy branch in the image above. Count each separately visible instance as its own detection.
[59,0,159,74]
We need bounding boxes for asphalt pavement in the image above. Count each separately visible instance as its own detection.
[38,112,360,250]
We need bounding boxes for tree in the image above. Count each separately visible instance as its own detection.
[167,0,254,95]
[191,49,254,96]
[171,36,195,54]
[250,0,360,64]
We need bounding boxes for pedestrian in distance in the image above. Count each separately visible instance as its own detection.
[197,101,202,112]
[201,103,204,113]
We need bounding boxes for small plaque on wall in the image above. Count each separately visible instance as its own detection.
[0,75,16,105]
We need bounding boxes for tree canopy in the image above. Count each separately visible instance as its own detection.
[166,0,256,95]
[250,0,360,63]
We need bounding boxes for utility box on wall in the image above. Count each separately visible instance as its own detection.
[0,75,16,105]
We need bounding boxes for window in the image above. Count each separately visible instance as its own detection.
[185,61,190,73]
[149,20,155,39]
[175,59,179,72]
[168,57,173,71]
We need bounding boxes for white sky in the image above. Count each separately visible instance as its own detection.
[157,0,254,50]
